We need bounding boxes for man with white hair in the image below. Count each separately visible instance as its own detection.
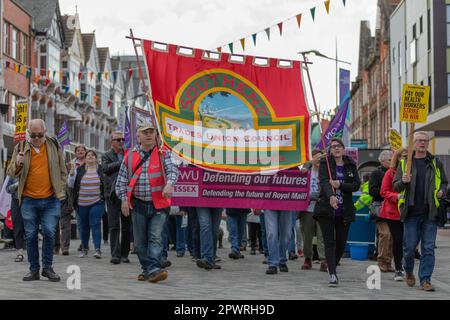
[394,131,448,291]
[7,119,67,282]
[369,150,394,272]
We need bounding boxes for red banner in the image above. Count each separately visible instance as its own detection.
[143,40,311,174]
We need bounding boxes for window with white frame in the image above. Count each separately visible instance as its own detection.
[11,28,18,60]
[3,22,9,55]
[21,34,27,64]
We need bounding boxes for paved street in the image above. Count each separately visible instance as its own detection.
[1,229,450,300]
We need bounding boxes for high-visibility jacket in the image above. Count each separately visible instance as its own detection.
[124,147,171,210]
[354,181,373,211]
[398,159,441,211]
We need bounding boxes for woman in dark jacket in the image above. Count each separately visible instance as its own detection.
[313,138,361,287]
[69,150,105,259]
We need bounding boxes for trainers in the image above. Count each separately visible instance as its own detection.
[79,249,88,258]
[23,271,40,281]
[262,257,268,264]
[301,258,312,270]
[378,263,388,273]
[279,264,289,272]
[420,281,435,292]
[320,261,329,273]
[137,272,149,281]
[394,271,405,281]
[289,252,298,260]
[239,253,245,259]
[93,249,102,259]
[214,256,222,263]
[54,247,60,255]
[386,265,395,273]
[62,249,69,256]
[161,260,172,268]
[250,249,256,255]
[266,266,278,275]
[328,274,339,287]
[148,270,168,283]
[41,268,61,282]
[196,259,213,270]
[121,257,130,263]
[406,273,416,287]
[211,263,222,270]
[297,249,304,257]
[228,251,240,260]
[110,257,121,264]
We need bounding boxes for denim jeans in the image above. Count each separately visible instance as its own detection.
[260,214,269,256]
[264,210,293,268]
[187,208,200,258]
[197,207,222,264]
[77,201,105,250]
[227,212,247,253]
[21,196,61,272]
[161,216,170,260]
[131,199,167,275]
[288,212,299,253]
[403,216,438,284]
[175,215,187,254]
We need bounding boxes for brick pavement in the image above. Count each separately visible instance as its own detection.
[1,230,450,300]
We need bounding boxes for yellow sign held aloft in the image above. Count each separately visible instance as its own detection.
[389,129,403,151]
[400,84,430,123]
[14,101,28,142]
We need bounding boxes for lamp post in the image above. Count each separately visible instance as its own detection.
[298,49,352,109]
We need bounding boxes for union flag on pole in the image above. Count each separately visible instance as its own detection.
[142,40,311,174]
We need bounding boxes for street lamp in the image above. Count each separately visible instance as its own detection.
[298,49,352,108]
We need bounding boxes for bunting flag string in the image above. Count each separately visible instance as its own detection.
[215,0,347,53]
[1,59,147,84]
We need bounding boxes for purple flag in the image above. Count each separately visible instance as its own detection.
[56,119,70,147]
[315,93,350,150]
[339,69,350,106]
[124,106,131,149]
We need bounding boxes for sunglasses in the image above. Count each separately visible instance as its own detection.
[29,133,45,139]
[112,138,125,142]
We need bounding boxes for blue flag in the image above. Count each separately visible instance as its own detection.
[56,119,70,147]
[315,92,350,150]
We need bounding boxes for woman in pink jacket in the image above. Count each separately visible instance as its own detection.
[380,148,407,281]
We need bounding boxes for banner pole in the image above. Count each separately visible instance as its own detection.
[127,29,167,181]
[301,53,334,191]
[406,122,415,175]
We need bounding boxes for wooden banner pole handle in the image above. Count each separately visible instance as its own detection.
[406,122,415,175]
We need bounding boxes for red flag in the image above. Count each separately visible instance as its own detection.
[128,68,133,79]
[143,40,310,174]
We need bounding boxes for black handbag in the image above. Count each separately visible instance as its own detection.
[369,201,382,221]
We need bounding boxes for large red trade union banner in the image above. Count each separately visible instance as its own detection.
[143,40,311,174]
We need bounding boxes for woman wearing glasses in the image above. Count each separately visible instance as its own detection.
[69,150,105,259]
[313,138,360,287]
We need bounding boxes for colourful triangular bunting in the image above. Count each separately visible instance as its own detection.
[296,14,303,29]
[228,43,234,54]
[265,28,271,41]
[252,33,257,46]
[310,7,316,21]
[240,38,245,51]
[324,0,330,14]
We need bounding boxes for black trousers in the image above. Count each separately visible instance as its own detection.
[248,222,262,250]
[107,197,131,258]
[102,210,109,242]
[10,197,25,250]
[317,216,350,276]
[386,219,404,271]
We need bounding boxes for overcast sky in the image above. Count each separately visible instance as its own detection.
[59,0,378,113]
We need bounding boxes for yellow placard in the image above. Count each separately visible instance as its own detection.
[400,84,430,123]
[14,101,28,142]
[389,129,403,151]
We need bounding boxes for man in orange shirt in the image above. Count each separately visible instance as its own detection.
[7,119,67,282]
